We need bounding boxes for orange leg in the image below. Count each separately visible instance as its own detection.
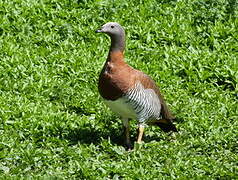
[137,125,144,144]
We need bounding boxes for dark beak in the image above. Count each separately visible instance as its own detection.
[95,29,102,33]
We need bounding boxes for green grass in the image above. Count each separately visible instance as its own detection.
[0,0,237,179]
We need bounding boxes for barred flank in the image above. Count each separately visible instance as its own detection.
[124,83,162,123]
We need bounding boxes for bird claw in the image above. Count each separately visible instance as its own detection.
[125,143,133,151]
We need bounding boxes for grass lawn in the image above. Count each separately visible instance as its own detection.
[0,0,237,179]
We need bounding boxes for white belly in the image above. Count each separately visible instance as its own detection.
[104,98,137,119]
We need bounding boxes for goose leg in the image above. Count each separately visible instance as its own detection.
[137,124,144,144]
[122,118,132,150]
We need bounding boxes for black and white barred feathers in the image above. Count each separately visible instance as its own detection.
[124,82,162,124]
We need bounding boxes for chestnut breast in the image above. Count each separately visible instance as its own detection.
[98,51,136,100]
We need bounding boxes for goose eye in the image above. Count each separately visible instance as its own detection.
[111,25,114,29]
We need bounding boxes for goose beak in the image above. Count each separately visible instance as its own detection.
[95,29,102,33]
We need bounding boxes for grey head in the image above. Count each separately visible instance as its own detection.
[96,22,125,52]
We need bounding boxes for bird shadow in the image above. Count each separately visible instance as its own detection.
[63,106,182,148]
[65,125,165,149]
[64,119,182,148]
[64,113,125,147]
[65,125,123,146]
